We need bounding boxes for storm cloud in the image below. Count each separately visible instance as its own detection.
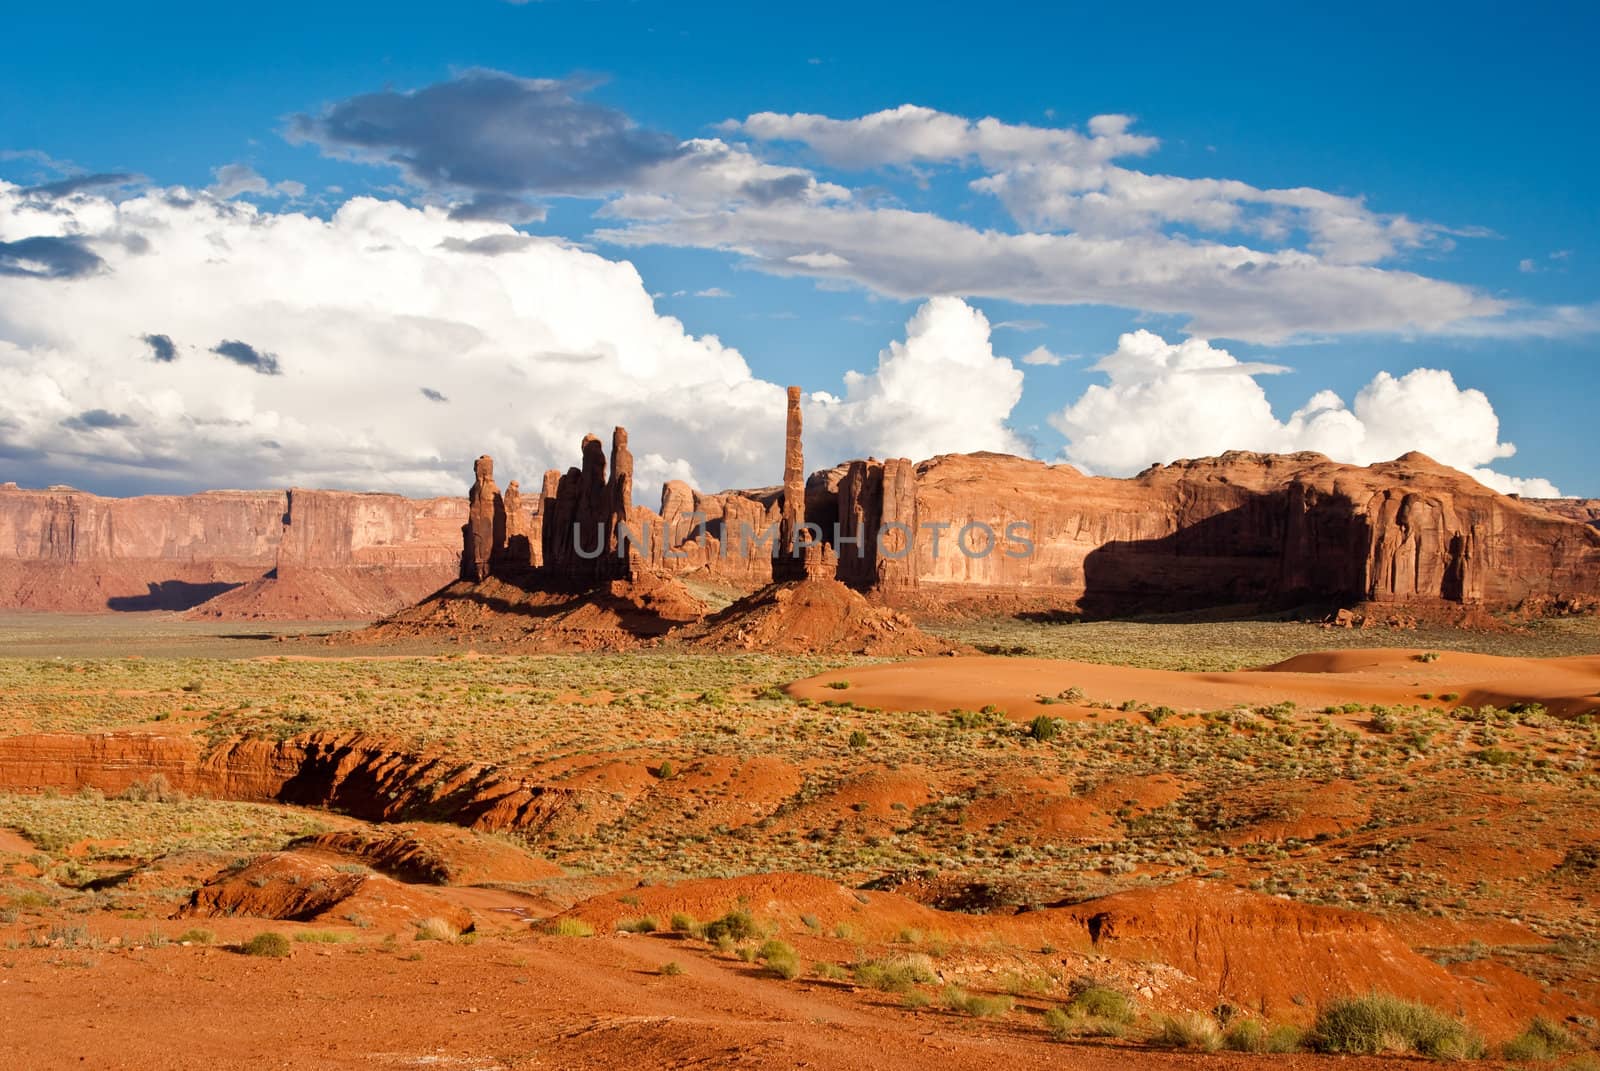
[288,71,682,198]
[142,333,177,362]
[0,235,105,279]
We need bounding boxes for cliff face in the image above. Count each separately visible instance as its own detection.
[9,413,1599,621]
[0,484,464,616]
[904,450,1600,613]
[461,431,1600,619]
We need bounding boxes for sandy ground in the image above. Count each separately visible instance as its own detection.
[789,649,1600,719]
[0,932,1459,1071]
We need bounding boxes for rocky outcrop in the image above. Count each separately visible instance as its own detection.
[899,450,1600,615]
[0,484,463,617]
[1529,497,1600,530]
[9,387,1598,621]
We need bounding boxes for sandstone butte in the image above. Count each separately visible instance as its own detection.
[1,385,1597,622]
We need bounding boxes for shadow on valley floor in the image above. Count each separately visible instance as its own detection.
[106,580,243,612]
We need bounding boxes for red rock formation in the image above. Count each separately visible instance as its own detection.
[461,455,501,582]
[899,450,1600,616]
[774,385,810,580]
[1528,497,1600,530]
[8,388,1597,622]
[0,484,463,616]
[607,427,635,577]
[496,480,534,571]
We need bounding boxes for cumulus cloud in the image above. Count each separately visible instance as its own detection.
[807,296,1025,462]
[0,235,105,279]
[0,182,1011,497]
[1049,329,1560,496]
[1019,345,1067,366]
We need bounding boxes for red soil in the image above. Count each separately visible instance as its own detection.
[790,650,1600,719]
[684,577,959,655]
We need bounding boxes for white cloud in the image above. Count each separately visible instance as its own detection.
[0,182,788,496]
[731,105,1156,170]
[807,296,1024,462]
[1019,345,1067,366]
[694,287,731,298]
[206,164,304,201]
[1519,257,1537,273]
[282,78,1585,345]
[0,184,1024,498]
[598,201,1504,343]
[1049,329,1560,496]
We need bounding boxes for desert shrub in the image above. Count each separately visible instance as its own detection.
[658,960,684,976]
[1311,993,1483,1059]
[1501,1017,1578,1060]
[1068,983,1135,1023]
[940,985,1013,1018]
[1044,1006,1126,1040]
[812,961,849,981]
[1145,706,1177,726]
[176,927,215,946]
[848,730,869,749]
[1416,652,1442,663]
[548,918,594,938]
[414,917,459,942]
[668,912,699,934]
[240,931,291,958]
[120,774,184,803]
[656,761,675,780]
[296,930,354,944]
[1264,1024,1305,1053]
[702,908,760,944]
[825,680,850,690]
[1222,1018,1265,1052]
[853,953,937,993]
[756,939,801,979]
[33,923,95,949]
[1154,1012,1223,1051]
[1027,715,1060,742]
[618,916,659,934]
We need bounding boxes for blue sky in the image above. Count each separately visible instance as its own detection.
[0,1,1594,498]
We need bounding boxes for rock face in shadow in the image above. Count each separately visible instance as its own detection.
[895,450,1600,616]
[0,485,464,617]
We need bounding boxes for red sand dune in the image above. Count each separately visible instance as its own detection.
[789,649,1600,719]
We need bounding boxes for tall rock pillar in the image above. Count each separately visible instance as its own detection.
[776,386,808,580]
[461,455,502,582]
[607,426,635,578]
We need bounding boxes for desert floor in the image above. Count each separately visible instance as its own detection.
[1,611,1597,1068]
